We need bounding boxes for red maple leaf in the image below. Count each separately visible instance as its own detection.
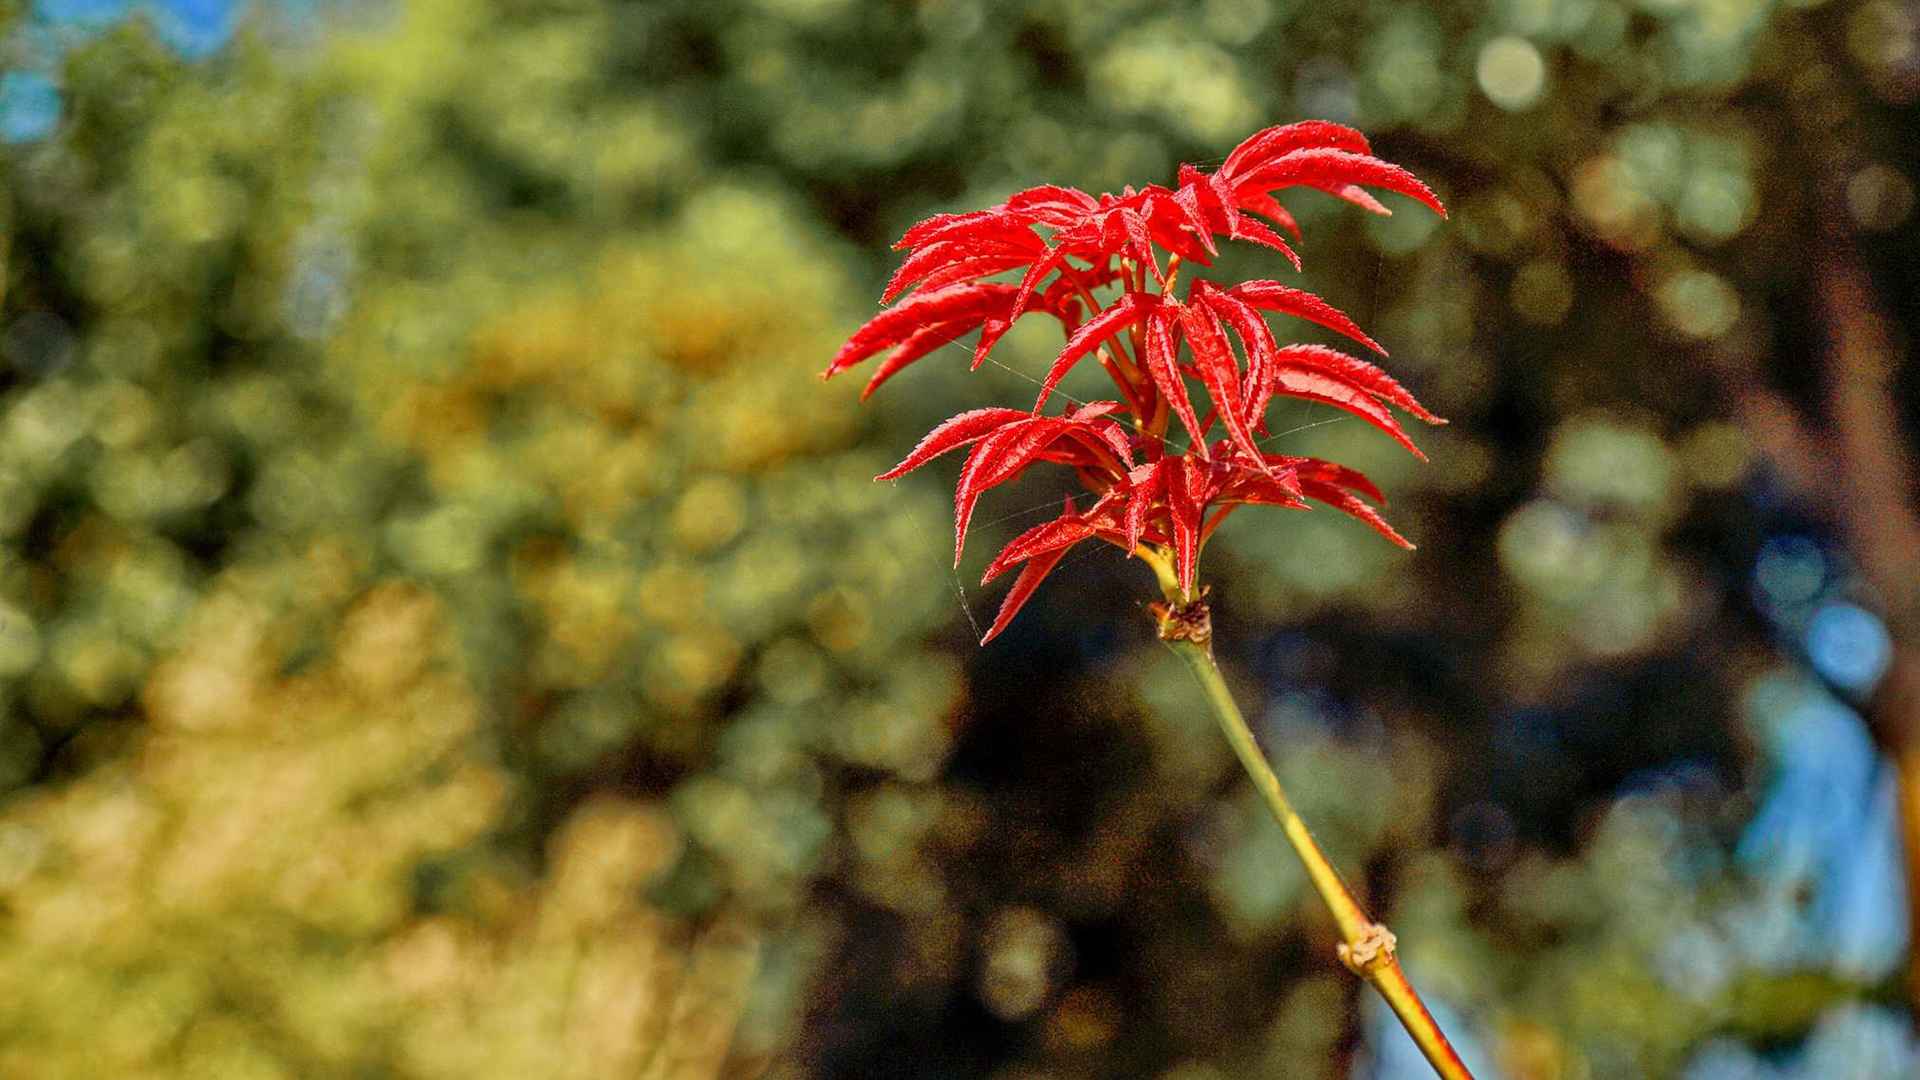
[828,120,1447,643]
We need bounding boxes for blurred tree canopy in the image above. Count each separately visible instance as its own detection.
[1,0,1917,1077]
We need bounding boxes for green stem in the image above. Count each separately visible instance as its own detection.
[1143,555,1474,1080]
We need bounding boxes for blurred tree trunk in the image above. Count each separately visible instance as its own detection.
[1814,205,1920,1015]
[1726,183,1920,1017]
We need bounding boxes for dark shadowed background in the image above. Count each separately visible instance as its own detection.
[1,0,1918,1076]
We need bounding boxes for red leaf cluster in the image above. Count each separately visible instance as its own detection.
[825,121,1447,643]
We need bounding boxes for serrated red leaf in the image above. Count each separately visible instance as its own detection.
[1145,308,1210,455]
[954,416,1106,563]
[1227,281,1386,356]
[861,321,968,400]
[1008,246,1067,323]
[1064,403,1132,467]
[1287,456,1389,505]
[1271,343,1444,424]
[1223,120,1372,180]
[1193,284,1279,416]
[1003,185,1099,226]
[877,407,1030,480]
[1298,476,1413,549]
[979,544,1073,645]
[1165,456,1205,593]
[896,209,999,250]
[1149,199,1219,266]
[826,283,1018,378]
[1122,461,1164,553]
[1270,368,1428,460]
[1067,400,1123,422]
[1236,148,1447,219]
[1239,190,1302,240]
[970,317,1013,371]
[897,209,1045,251]
[883,235,1043,302]
[982,498,1098,584]
[1121,208,1161,282]
[1177,303,1263,468]
[1034,293,1156,411]
[1329,184,1392,216]
[1224,214,1301,270]
[908,254,1040,296]
[1175,166,1226,259]
[1232,474,1310,510]
[953,423,1029,564]
[1200,503,1242,544]
[1083,418,1135,467]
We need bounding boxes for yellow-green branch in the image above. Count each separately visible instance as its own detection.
[1137,545,1474,1080]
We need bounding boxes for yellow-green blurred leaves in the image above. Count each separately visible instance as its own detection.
[0,4,974,1069]
[1092,21,1260,144]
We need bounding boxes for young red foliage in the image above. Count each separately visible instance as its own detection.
[825,120,1448,643]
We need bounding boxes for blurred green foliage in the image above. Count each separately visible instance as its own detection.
[0,0,964,1073]
[1,0,1916,1076]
